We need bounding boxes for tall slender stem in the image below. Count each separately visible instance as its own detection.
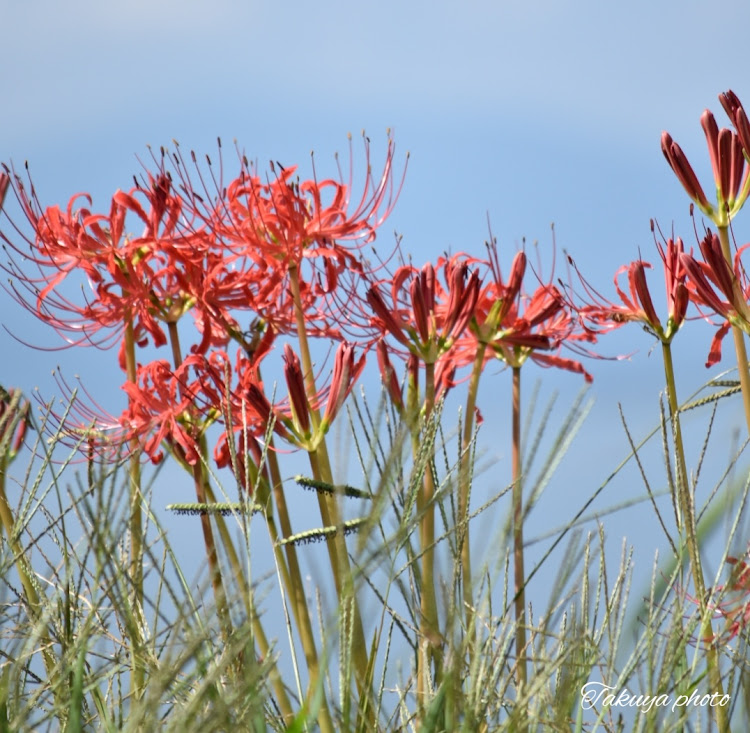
[718,225,750,436]
[458,344,487,633]
[263,445,335,733]
[661,343,699,581]
[511,366,527,694]
[123,318,145,698]
[661,342,729,733]
[286,265,372,712]
[166,322,232,641]
[417,360,441,696]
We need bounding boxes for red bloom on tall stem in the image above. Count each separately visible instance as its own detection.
[366,255,481,359]
[1,166,281,362]
[203,340,365,456]
[121,356,220,465]
[662,97,750,226]
[469,241,594,381]
[168,134,406,340]
[574,236,689,345]
[680,231,750,366]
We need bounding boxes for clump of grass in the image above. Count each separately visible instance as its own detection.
[1,375,750,731]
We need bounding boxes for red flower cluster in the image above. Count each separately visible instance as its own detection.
[0,136,599,484]
[578,90,750,370]
[661,92,750,227]
[0,138,404,466]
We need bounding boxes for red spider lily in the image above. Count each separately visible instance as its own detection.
[365,255,482,404]
[661,102,750,227]
[680,231,750,366]
[574,237,689,345]
[1,169,275,362]
[1,181,129,350]
[223,134,403,266]
[469,243,594,381]
[207,135,405,341]
[278,341,365,446]
[158,138,400,342]
[203,341,365,455]
[366,255,482,363]
[121,356,221,465]
[0,172,174,351]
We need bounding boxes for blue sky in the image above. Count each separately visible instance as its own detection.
[3,0,750,690]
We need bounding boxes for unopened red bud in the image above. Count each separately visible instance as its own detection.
[631,263,660,330]
[701,111,722,192]
[700,233,736,300]
[322,342,364,427]
[0,173,9,212]
[720,90,743,119]
[499,251,526,322]
[680,252,730,318]
[718,128,732,204]
[506,251,526,302]
[661,132,712,213]
[376,339,403,410]
[672,281,689,329]
[410,264,436,342]
[729,133,745,204]
[366,288,410,346]
[283,345,311,436]
[734,107,750,158]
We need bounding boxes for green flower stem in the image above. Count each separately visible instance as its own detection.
[661,341,729,733]
[287,265,372,711]
[458,343,487,632]
[660,343,697,567]
[286,273,354,599]
[264,443,336,733]
[123,318,145,699]
[417,360,441,695]
[307,440,375,722]
[718,225,750,437]
[511,366,527,695]
[166,323,232,642]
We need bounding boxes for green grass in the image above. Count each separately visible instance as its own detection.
[1,385,749,732]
